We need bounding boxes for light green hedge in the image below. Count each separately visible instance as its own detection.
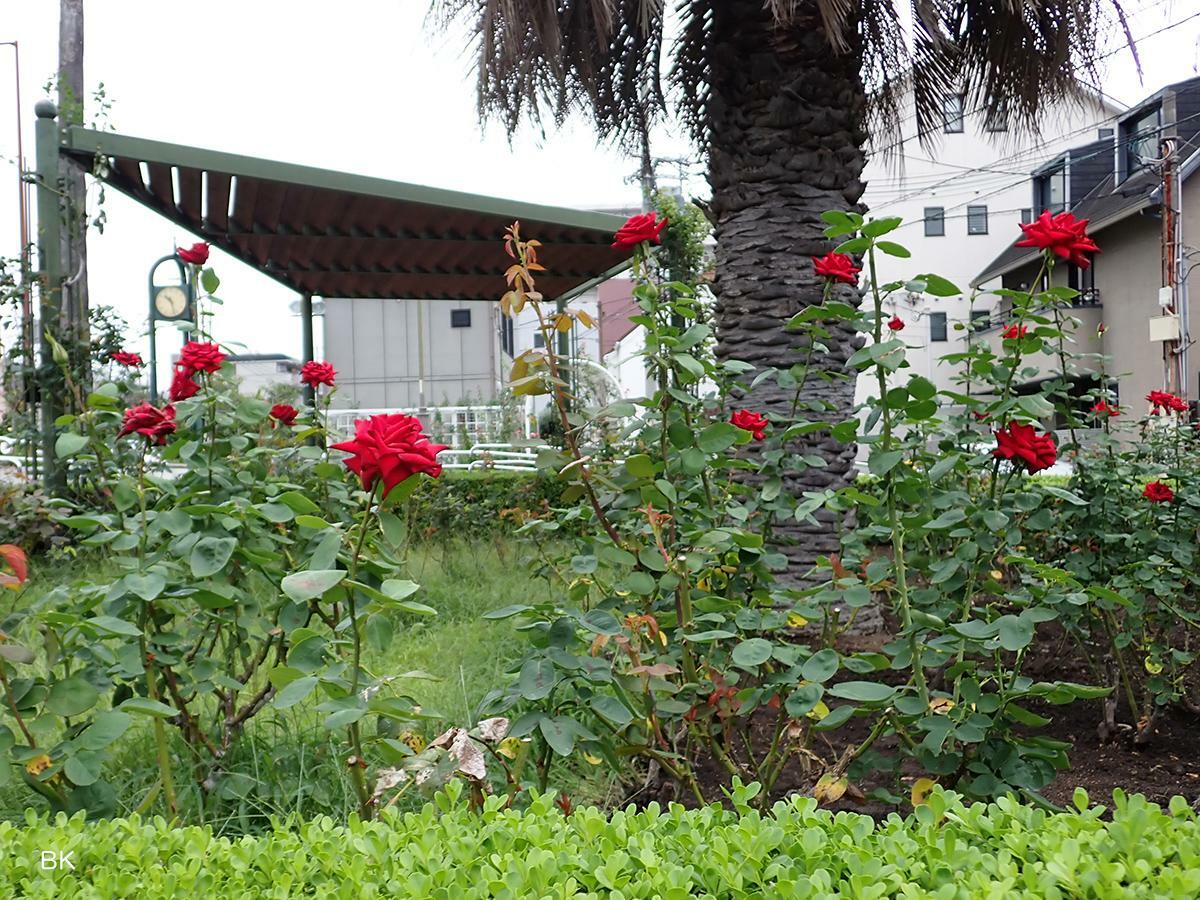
[2,785,1199,898]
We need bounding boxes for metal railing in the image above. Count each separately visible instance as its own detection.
[437,443,548,472]
[326,406,523,449]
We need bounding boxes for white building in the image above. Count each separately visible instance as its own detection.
[225,353,302,397]
[858,87,1125,400]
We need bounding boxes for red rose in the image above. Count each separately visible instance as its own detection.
[270,404,299,427]
[612,213,668,250]
[169,365,200,401]
[1002,324,1028,340]
[1143,481,1174,503]
[110,350,144,368]
[177,242,210,265]
[812,252,860,285]
[300,360,337,389]
[730,409,769,441]
[993,421,1057,474]
[118,402,176,445]
[1147,390,1188,414]
[887,316,905,331]
[178,341,226,375]
[1091,400,1119,417]
[1015,210,1100,269]
[330,413,447,497]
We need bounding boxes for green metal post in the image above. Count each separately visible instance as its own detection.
[300,293,315,406]
[555,296,571,406]
[34,100,65,493]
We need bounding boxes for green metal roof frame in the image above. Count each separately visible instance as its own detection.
[58,124,635,302]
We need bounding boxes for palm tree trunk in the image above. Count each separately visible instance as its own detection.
[709,0,867,583]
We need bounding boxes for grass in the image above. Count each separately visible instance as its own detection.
[0,537,619,832]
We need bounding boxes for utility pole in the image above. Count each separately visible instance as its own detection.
[58,0,89,392]
[1160,138,1184,397]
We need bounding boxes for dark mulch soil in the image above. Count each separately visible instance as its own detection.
[632,622,1200,814]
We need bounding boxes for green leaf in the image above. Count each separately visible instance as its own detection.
[64,751,104,786]
[46,677,99,717]
[683,629,737,642]
[580,609,621,635]
[951,619,999,640]
[697,422,739,454]
[826,681,896,703]
[926,509,967,530]
[518,658,558,701]
[55,432,89,459]
[0,644,35,664]
[201,267,220,293]
[875,240,910,258]
[257,503,295,523]
[624,454,655,479]
[785,682,825,717]
[124,573,166,603]
[731,638,773,668]
[277,491,321,515]
[862,216,902,237]
[483,604,533,620]
[120,697,177,718]
[274,675,320,709]
[997,615,1034,652]
[282,569,346,602]
[913,273,962,297]
[190,536,237,578]
[87,616,141,637]
[80,711,132,751]
[591,695,634,726]
[869,450,905,477]
[801,649,840,684]
[539,716,576,756]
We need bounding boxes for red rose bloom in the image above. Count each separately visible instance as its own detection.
[169,365,200,401]
[1091,400,1120,417]
[300,360,337,389]
[1015,210,1100,269]
[330,413,447,498]
[812,252,860,285]
[887,316,905,332]
[178,341,226,375]
[1002,324,1028,340]
[730,409,769,441]
[110,350,144,368]
[177,242,210,265]
[1147,390,1188,414]
[270,404,299,427]
[612,213,668,250]
[993,422,1057,474]
[1143,481,1174,503]
[118,402,176,445]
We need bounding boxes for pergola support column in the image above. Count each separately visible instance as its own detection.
[34,100,65,493]
[300,292,315,406]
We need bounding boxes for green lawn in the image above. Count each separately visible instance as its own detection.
[0,538,618,831]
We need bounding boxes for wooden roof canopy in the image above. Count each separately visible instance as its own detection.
[59,126,635,302]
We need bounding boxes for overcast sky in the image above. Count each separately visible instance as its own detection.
[1,1,1198,382]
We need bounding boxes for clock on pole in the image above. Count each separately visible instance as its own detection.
[147,253,197,401]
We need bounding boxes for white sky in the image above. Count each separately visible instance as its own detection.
[1,0,1198,379]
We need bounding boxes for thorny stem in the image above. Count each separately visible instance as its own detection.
[345,484,379,819]
[867,244,927,704]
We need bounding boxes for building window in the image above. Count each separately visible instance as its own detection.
[967,205,989,235]
[1021,208,1033,224]
[1098,127,1114,139]
[533,333,545,349]
[984,99,1008,132]
[450,309,472,328]
[942,94,965,133]
[1068,262,1097,301]
[1121,105,1161,181]
[969,309,991,332]
[1034,162,1066,214]
[929,312,948,342]
[499,313,515,356]
[923,207,945,237]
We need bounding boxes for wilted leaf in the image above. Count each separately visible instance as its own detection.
[429,727,487,782]
[813,773,848,804]
[476,717,510,743]
[911,777,937,806]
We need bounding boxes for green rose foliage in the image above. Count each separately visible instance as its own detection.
[486,206,1124,809]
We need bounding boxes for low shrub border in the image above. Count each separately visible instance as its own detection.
[408,470,567,536]
[2,785,1199,897]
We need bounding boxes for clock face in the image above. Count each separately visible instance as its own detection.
[155,285,188,319]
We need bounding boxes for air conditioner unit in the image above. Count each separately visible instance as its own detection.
[1149,314,1181,343]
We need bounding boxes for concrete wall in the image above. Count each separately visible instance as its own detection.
[323,298,500,409]
[230,359,300,397]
